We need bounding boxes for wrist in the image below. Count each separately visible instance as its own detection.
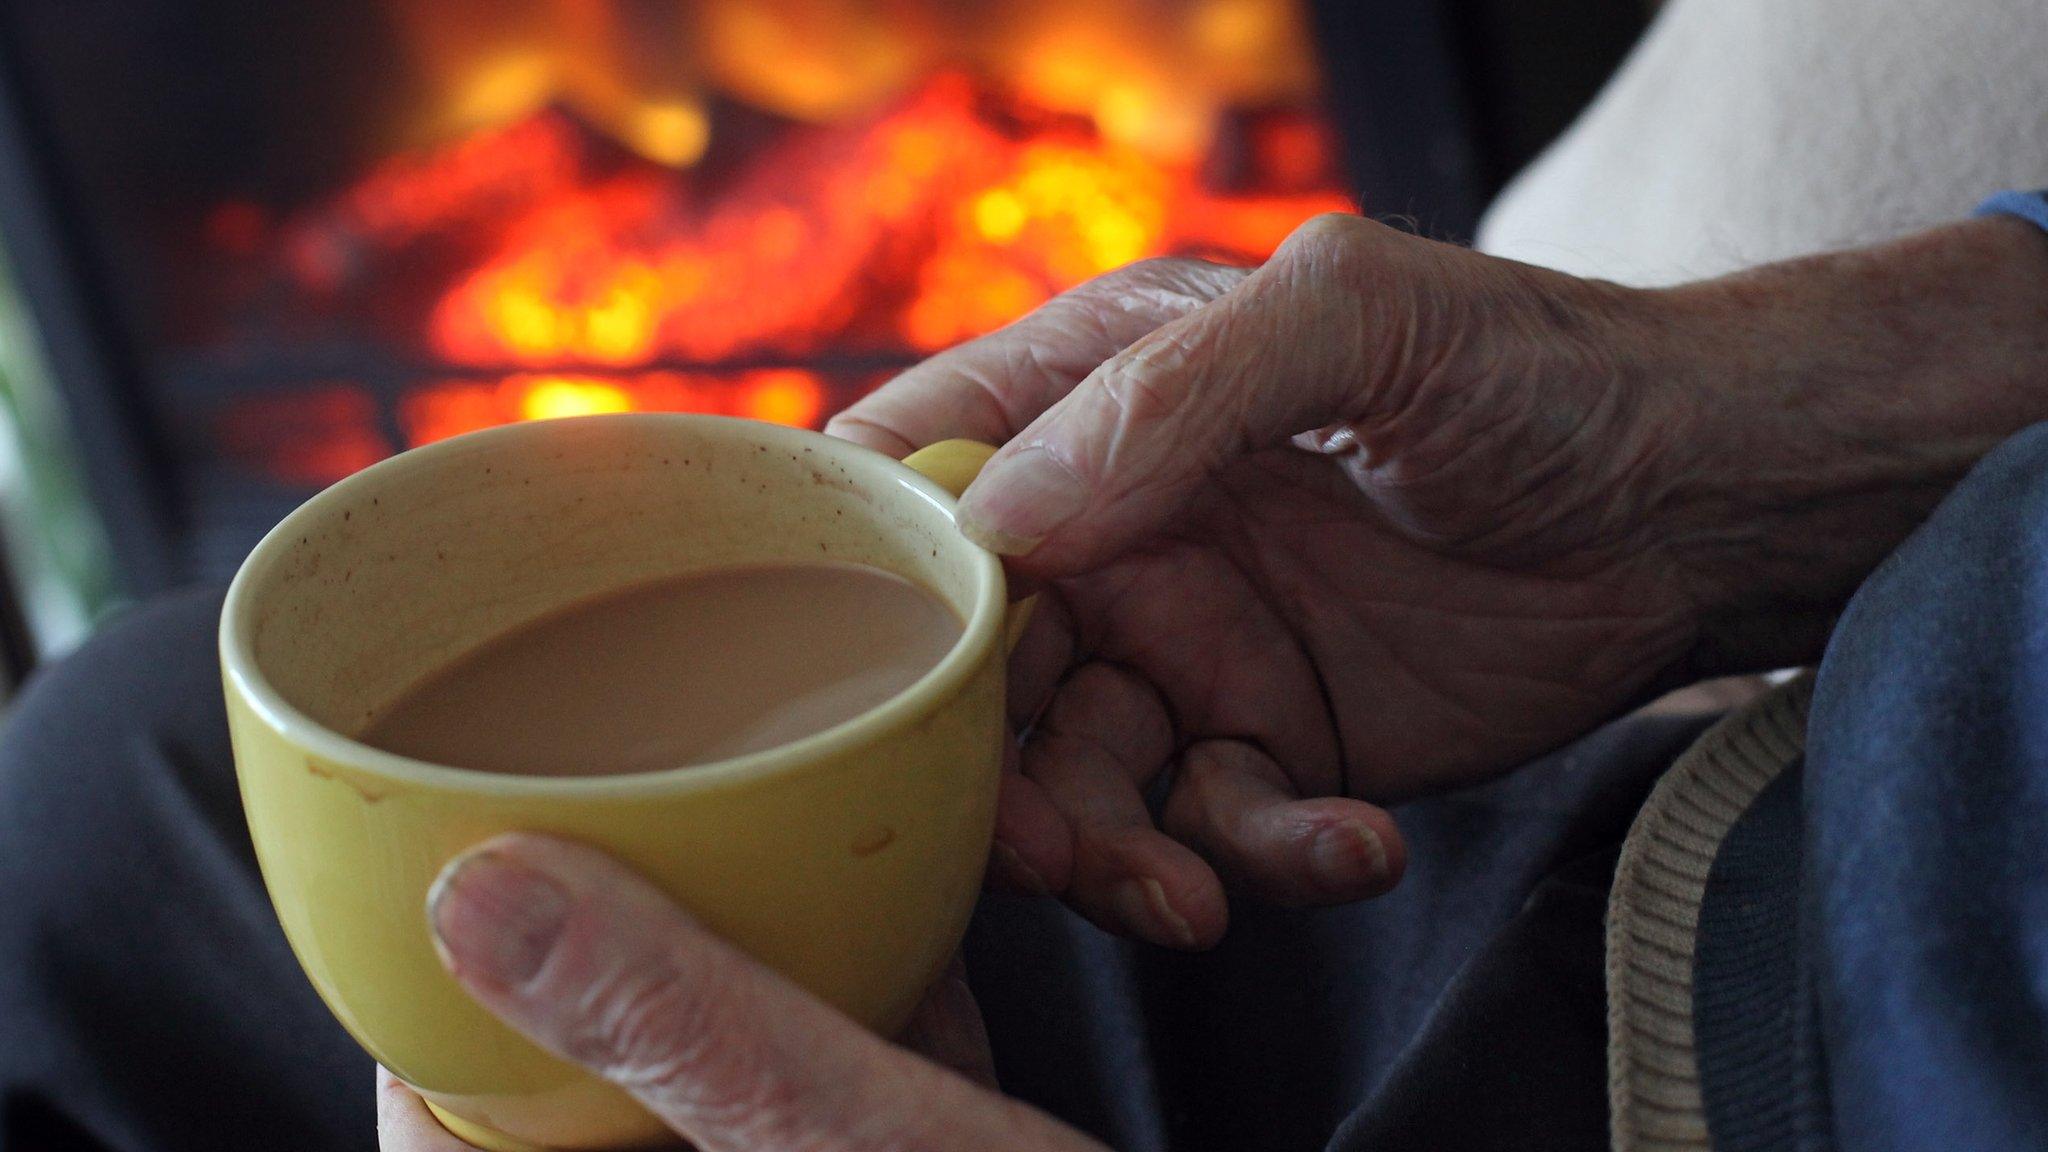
[1649,217,2048,672]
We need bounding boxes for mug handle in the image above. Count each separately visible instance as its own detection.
[900,439,1035,651]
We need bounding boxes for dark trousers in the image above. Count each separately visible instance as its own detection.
[17,425,2048,1152]
[0,581,1716,1152]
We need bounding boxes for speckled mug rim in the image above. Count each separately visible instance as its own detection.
[219,413,1005,799]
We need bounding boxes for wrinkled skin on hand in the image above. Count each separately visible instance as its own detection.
[828,215,1712,948]
[382,215,2048,1150]
[381,835,1096,1152]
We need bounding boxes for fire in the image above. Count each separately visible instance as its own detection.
[384,0,1324,150]
[215,0,1350,480]
[418,76,1346,371]
[400,371,826,450]
[519,377,636,421]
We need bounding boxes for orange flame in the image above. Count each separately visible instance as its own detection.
[400,370,827,447]
[416,75,1347,374]
[228,1,1349,470]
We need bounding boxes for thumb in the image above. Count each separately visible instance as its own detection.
[425,834,1099,1152]
[955,214,1443,575]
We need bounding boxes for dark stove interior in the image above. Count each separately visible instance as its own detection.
[0,0,1647,604]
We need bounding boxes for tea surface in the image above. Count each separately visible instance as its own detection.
[361,562,962,776]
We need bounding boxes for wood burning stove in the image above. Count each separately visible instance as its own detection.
[0,0,1646,630]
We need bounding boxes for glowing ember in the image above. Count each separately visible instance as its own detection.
[416,76,1346,373]
[399,371,827,448]
[215,0,1351,473]
[520,377,636,421]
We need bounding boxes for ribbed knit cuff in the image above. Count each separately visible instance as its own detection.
[1607,675,1813,1152]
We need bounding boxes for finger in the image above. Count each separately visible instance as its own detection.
[826,258,1250,456]
[894,957,998,1090]
[987,737,1072,896]
[376,1067,479,1151]
[1006,589,1075,730]
[989,590,1080,895]
[1059,547,1343,798]
[1160,740,1406,905]
[426,834,1101,1152]
[956,214,1414,573]
[1024,663,1228,949]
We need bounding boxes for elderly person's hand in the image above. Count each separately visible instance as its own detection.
[379,834,1104,1152]
[828,211,2048,947]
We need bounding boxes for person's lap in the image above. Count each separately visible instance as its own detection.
[0,585,365,1152]
[30,403,2048,1152]
[11,383,2048,1152]
[968,711,1713,1151]
[0,586,1714,1152]
[38,419,2048,1152]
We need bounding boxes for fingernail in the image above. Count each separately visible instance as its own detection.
[958,514,1045,557]
[957,444,1090,557]
[427,848,573,986]
[1111,877,1197,949]
[992,840,1051,895]
[1311,821,1389,889]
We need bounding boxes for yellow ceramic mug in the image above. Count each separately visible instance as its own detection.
[220,415,1010,1151]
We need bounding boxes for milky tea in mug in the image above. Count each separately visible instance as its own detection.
[361,562,963,777]
[222,418,1010,1150]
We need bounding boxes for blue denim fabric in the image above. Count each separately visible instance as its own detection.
[1694,192,2048,1152]
[1763,423,2048,1151]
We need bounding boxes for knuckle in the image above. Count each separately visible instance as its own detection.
[566,958,712,1077]
[1076,255,1243,321]
[1170,744,1251,823]
[1097,339,1190,427]
[1158,795,1207,858]
[569,952,808,1132]
[570,950,731,1082]
[1272,212,1375,278]
[1115,254,1208,287]
[665,1053,808,1140]
[1200,737,1284,781]
[1100,319,1263,459]
[1285,211,1372,249]
[1173,743,1233,794]
[1073,256,1201,299]
[1036,662,1175,777]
